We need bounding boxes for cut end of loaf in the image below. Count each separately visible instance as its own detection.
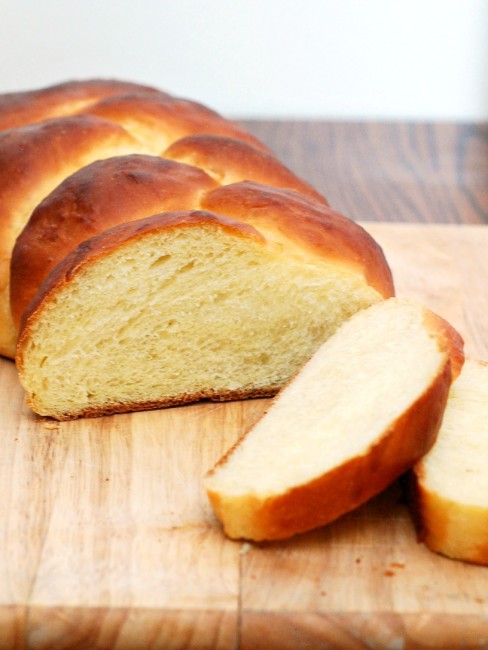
[205,298,463,541]
[16,210,384,420]
[411,359,488,565]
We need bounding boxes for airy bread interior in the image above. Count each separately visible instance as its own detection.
[17,213,382,420]
[205,298,461,541]
[411,359,488,564]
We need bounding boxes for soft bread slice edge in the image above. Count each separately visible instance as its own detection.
[205,298,464,541]
[410,359,488,565]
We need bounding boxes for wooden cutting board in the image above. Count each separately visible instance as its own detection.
[1,223,487,650]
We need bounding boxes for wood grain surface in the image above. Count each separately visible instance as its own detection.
[241,120,488,225]
[0,223,487,649]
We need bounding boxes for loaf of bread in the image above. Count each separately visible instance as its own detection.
[5,79,484,567]
[16,187,394,419]
[1,78,397,420]
[0,79,327,358]
[205,298,464,541]
[410,359,488,565]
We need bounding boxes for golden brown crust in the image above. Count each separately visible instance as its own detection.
[0,79,164,131]
[164,134,327,204]
[202,181,395,298]
[81,92,267,152]
[0,115,143,251]
[0,114,139,208]
[10,155,219,326]
[205,303,463,541]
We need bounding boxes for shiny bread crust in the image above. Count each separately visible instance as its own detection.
[80,92,267,152]
[164,134,327,203]
[0,78,164,131]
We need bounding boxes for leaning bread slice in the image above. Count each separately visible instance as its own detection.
[410,359,488,565]
[205,298,464,541]
[16,208,392,420]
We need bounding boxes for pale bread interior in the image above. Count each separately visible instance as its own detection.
[418,359,488,506]
[18,220,381,419]
[206,298,447,497]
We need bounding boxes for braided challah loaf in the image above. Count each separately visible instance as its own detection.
[1,78,395,418]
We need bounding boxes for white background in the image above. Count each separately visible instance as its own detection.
[1,0,487,120]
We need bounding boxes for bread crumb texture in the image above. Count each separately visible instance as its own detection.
[17,218,380,419]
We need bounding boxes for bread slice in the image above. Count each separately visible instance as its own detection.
[410,359,488,565]
[204,298,464,541]
[16,207,392,420]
